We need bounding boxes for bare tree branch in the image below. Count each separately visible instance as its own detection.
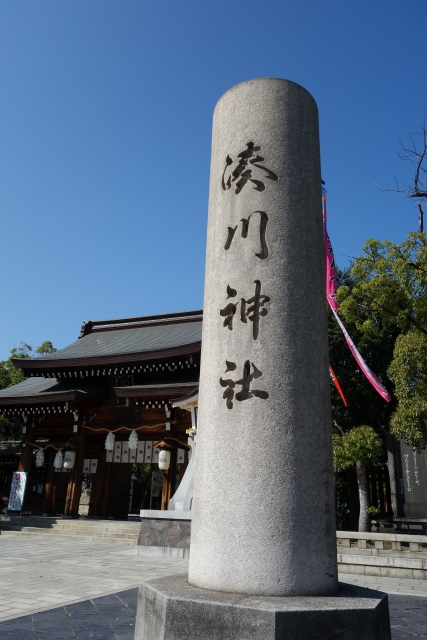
[376,112,427,231]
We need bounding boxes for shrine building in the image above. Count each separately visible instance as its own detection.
[0,310,201,519]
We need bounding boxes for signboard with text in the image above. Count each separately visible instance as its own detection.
[7,471,27,512]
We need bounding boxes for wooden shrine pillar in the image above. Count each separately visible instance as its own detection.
[42,448,56,514]
[18,419,34,471]
[18,443,33,472]
[161,448,177,510]
[64,426,86,517]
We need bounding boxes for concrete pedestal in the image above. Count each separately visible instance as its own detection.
[134,574,391,640]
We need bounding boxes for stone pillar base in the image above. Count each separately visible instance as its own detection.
[134,574,391,640]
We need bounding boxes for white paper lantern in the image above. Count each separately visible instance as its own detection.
[63,450,76,469]
[53,449,63,470]
[35,448,44,467]
[128,429,138,451]
[158,449,171,471]
[105,432,115,451]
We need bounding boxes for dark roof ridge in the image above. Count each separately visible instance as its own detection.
[79,309,203,338]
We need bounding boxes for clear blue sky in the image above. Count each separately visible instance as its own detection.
[0,1,425,358]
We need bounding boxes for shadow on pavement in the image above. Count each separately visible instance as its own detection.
[2,589,427,639]
[0,588,138,640]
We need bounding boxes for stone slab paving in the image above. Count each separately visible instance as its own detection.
[0,535,188,623]
[2,588,427,640]
[0,589,138,640]
[3,536,427,638]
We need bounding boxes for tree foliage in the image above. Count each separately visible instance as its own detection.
[36,341,57,356]
[0,342,32,390]
[333,425,385,531]
[333,426,384,473]
[337,233,427,449]
[338,233,427,336]
[388,330,427,449]
[329,269,397,436]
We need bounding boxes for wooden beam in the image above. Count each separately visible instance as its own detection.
[161,449,177,510]
[64,427,87,517]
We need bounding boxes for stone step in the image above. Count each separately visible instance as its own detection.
[338,550,427,580]
[0,523,139,533]
[0,515,141,543]
[18,523,140,532]
[0,525,139,539]
[0,529,136,544]
[0,517,140,532]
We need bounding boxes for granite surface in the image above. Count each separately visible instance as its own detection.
[190,77,338,596]
[135,574,391,640]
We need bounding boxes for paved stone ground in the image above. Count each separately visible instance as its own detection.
[0,589,138,640]
[0,535,187,622]
[2,535,427,638]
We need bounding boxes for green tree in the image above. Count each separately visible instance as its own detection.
[337,233,427,449]
[36,341,57,356]
[328,268,396,530]
[329,269,397,435]
[0,342,32,390]
[333,426,384,531]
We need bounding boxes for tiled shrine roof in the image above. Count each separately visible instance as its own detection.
[0,377,106,406]
[11,310,203,374]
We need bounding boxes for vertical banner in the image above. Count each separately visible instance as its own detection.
[329,302,392,402]
[328,364,348,407]
[90,459,98,474]
[153,443,160,464]
[322,188,339,310]
[106,448,113,463]
[83,459,91,473]
[177,449,185,464]
[8,471,27,512]
[129,447,137,464]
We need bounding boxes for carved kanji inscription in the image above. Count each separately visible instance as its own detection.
[224,211,269,260]
[222,142,278,195]
[220,280,270,340]
[219,360,269,410]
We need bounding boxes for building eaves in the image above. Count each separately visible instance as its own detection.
[113,382,199,399]
[11,318,202,374]
[79,309,202,337]
[0,378,106,406]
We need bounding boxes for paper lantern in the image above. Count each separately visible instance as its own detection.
[63,450,76,469]
[158,449,171,471]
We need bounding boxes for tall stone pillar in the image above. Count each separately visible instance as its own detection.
[189,77,336,596]
[134,78,391,640]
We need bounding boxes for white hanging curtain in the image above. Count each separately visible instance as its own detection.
[105,431,115,451]
[35,448,45,467]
